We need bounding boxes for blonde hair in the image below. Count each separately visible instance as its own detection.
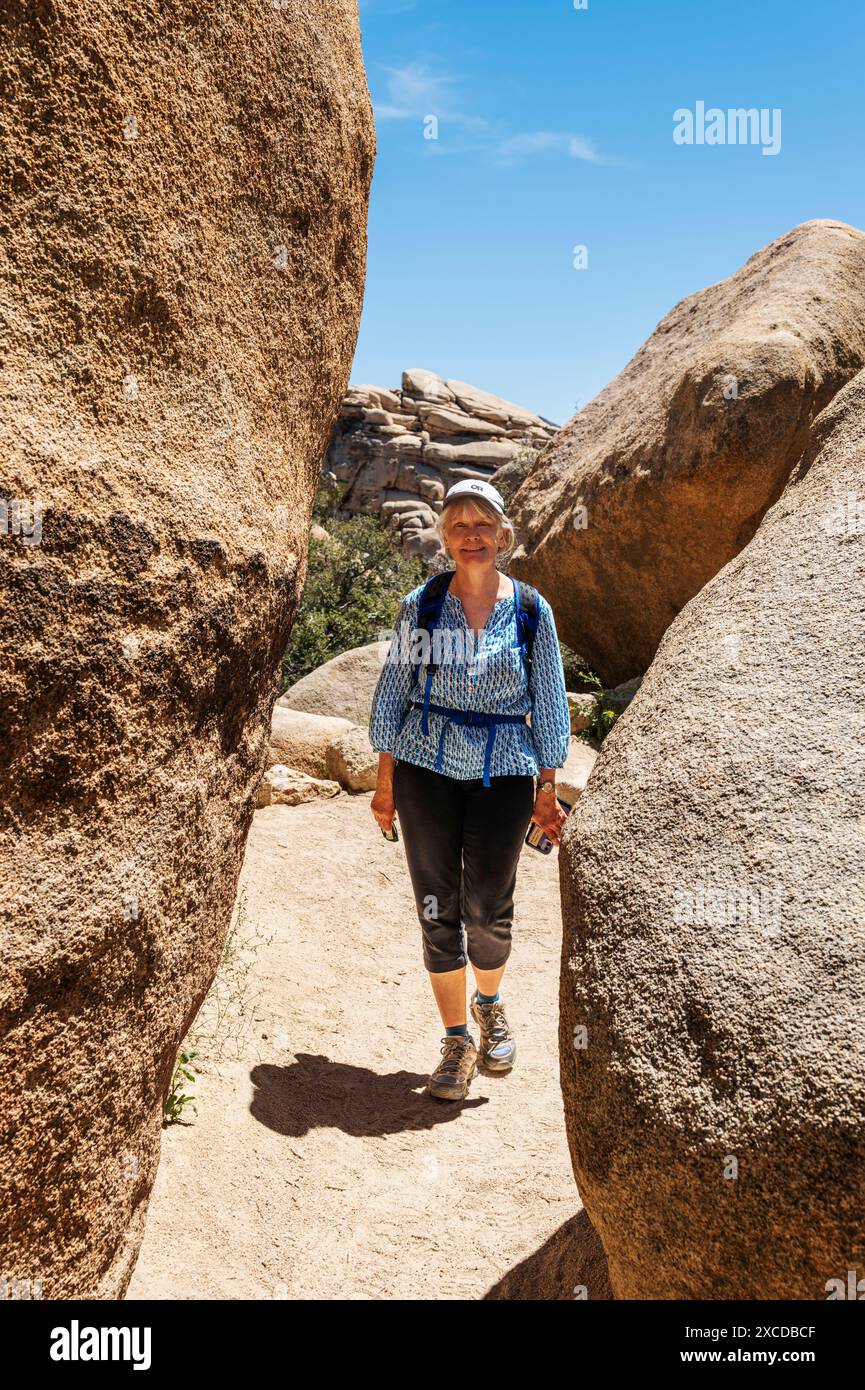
[435,496,516,565]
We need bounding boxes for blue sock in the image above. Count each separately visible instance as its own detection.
[445,1023,469,1038]
[476,989,500,1005]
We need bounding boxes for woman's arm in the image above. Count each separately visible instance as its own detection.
[368,593,418,756]
[368,594,417,832]
[377,752,395,783]
[370,752,396,833]
[527,595,572,771]
[528,596,572,845]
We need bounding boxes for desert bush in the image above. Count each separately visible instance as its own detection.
[281,484,427,690]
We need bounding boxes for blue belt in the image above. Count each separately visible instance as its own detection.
[409,695,529,787]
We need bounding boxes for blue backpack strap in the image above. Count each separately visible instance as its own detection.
[513,579,539,681]
[414,569,455,732]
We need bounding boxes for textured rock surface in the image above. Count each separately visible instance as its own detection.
[511,220,865,683]
[0,2,374,1298]
[279,640,390,724]
[325,726,377,792]
[268,707,355,780]
[324,369,558,557]
[256,765,341,808]
[558,369,865,1298]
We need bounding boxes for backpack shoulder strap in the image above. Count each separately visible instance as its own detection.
[417,569,454,630]
[513,579,540,679]
[412,569,455,688]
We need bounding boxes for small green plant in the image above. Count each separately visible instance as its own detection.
[571,665,603,694]
[164,1049,198,1125]
[579,700,618,745]
[559,643,602,694]
[558,650,620,745]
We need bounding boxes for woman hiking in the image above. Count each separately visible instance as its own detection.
[368,478,571,1101]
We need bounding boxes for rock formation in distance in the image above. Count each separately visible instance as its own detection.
[324,368,557,557]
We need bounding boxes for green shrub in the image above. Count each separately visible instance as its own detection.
[281,485,427,691]
[557,647,620,745]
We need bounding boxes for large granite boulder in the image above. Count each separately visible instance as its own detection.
[558,368,865,1299]
[279,640,390,724]
[511,220,865,683]
[0,2,374,1298]
[325,726,378,792]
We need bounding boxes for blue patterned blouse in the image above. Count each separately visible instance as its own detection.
[368,577,572,781]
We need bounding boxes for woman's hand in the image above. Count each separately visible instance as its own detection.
[371,753,397,835]
[371,784,397,835]
[531,789,568,846]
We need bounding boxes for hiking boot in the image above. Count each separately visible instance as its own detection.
[470,991,516,1072]
[427,1033,478,1101]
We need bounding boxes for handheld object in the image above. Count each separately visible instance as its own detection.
[524,797,572,854]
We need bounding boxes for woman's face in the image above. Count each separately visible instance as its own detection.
[444,503,502,568]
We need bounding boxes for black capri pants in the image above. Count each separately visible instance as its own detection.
[392,759,536,973]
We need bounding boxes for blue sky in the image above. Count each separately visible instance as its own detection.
[352,0,865,426]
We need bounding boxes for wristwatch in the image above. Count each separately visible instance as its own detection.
[537,778,556,794]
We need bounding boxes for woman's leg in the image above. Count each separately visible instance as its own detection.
[392,761,467,1024]
[461,774,534,1071]
[428,966,467,1029]
[461,773,535,978]
[472,961,507,998]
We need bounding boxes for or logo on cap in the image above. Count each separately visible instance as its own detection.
[443,478,504,513]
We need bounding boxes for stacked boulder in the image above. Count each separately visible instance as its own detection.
[510,219,865,684]
[324,368,558,556]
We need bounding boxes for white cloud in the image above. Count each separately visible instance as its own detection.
[493,131,605,166]
[373,63,457,120]
[372,62,489,131]
[372,69,609,166]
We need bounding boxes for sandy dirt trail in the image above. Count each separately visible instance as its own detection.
[127,791,611,1301]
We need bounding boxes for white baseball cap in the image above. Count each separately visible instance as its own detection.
[441,478,506,516]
